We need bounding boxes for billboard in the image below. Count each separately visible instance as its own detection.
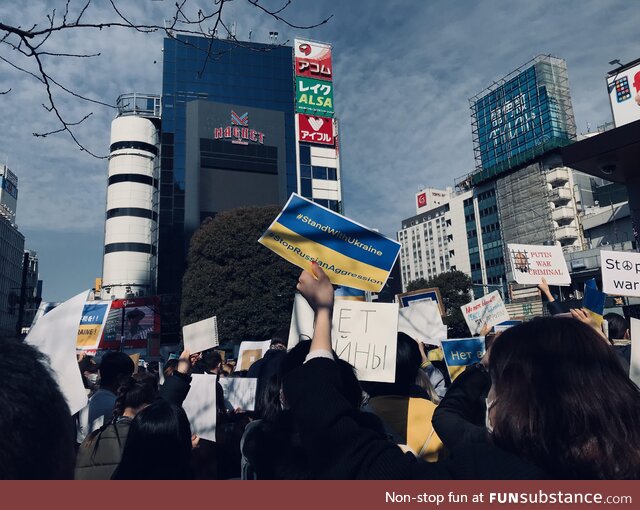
[295,39,332,81]
[100,296,160,350]
[296,77,334,116]
[471,57,575,178]
[607,60,640,127]
[297,114,335,145]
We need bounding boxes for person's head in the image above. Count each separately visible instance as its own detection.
[487,316,640,479]
[202,350,223,374]
[163,359,178,378]
[78,354,99,389]
[604,312,629,341]
[113,372,159,418]
[0,339,75,479]
[126,308,145,326]
[111,400,193,480]
[98,351,135,391]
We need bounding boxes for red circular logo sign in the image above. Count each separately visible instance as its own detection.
[299,43,312,56]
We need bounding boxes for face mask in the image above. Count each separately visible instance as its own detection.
[87,373,99,385]
[485,398,495,433]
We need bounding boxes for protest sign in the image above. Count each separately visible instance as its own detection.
[76,302,111,350]
[601,249,640,297]
[582,280,606,326]
[183,316,218,354]
[630,318,640,388]
[397,300,447,346]
[219,377,258,412]
[461,291,510,336]
[235,340,272,371]
[441,337,486,381]
[25,290,90,415]
[258,193,400,292]
[493,320,521,333]
[287,296,399,382]
[507,243,571,286]
[396,288,444,315]
[182,374,217,442]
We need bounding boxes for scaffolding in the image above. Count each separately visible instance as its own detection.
[467,55,576,187]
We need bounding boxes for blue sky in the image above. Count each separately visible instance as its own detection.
[0,0,637,301]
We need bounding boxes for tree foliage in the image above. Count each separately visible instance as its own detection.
[407,270,473,337]
[181,205,300,345]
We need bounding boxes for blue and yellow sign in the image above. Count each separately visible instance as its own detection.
[441,337,486,381]
[258,194,400,292]
[76,302,110,349]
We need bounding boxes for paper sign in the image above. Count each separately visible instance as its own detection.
[183,316,218,354]
[441,337,486,381]
[630,318,640,387]
[235,340,271,372]
[288,296,399,382]
[218,378,257,412]
[507,243,571,286]
[397,301,447,346]
[258,193,400,292]
[493,320,521,333]
[182,374,217,442]
[601,250,640,297]
[461,291,510,336]
[25,290,90,415]
[396,288,444,315]
[76,302,111,350]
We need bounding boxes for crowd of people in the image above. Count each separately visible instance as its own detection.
[1,264,639,479]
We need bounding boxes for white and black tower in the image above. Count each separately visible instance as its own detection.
[101,94,161,299]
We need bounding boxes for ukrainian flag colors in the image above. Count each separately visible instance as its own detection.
[76,302,111,349]
[441,337,486,381]
[258,194,401,292]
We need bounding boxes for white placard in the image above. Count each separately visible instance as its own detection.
[183,316,218,354]
[182,373,217,442]
[630,318,640,387]
[235,340,272,371]
[397,300,447,346]
[25,290,90,415]
[218,377,257,412]
[601,249,640,297]
[461,291,511,336]
[507,243,571,286]
[288,296,399,383]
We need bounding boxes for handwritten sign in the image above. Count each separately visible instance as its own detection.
[259,193,400,292]
[182,374,217,442]
[288,296,399,382]
[601,249,640,297]
[183,316,218,354]
[397,301,447,346]
[76,302,111,350]
[461,291,510,336]
[507,243,570,286]
[441,337,486,381]
[396,288,444,315]
[235,340,272,372]
[219,377,257,412]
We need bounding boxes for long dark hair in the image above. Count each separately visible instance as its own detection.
[111,400,193,480]
[112,372,158,419]
[489,317,640,479]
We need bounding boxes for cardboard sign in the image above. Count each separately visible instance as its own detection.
[182,374,217,442]
[235,340,271,372]
[461,291,510,336]
[76,302,111,350]
[183,316,218,354]
[601,250,640,297]
[630,318,640,388]
[25,290,90,415]
[396,288,444,315]
[259,193,400,292]
[441,337,486,381]
[397,301,447,346]
[288,296,399,382]
[507,244,571,286]
[218,377,257,412]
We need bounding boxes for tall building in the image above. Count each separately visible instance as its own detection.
[464,55,582,295]
[0,164,25,337]
[101,94,161,299]
[158,35,342,298]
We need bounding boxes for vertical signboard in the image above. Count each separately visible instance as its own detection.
[607,60,640,127]
[295,39,333,81]
[297,114,335,145]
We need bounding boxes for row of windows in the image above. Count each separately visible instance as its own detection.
[108,174,158,188]
[104,243,157,256]
[300,165,338,181]
[106,208,158,221]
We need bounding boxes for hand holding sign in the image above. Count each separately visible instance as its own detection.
[297,262,334,312]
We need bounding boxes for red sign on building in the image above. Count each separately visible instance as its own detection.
[298,114,335,145]
[295,39,333,81]
[417,192,427,208]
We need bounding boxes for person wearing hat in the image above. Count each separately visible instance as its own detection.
[125,308,151,341]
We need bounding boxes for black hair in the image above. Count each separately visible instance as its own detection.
[111,400,194,479]
[202,350,222,372]
[0,339,75,479]
[489,316,640,479]
[99,351,135,389]
[112,372,159,418]
[604,312,628,341]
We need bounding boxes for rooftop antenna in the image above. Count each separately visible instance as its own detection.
[248,30,252,41]
[227,22,236,39]
[269,31,278,44]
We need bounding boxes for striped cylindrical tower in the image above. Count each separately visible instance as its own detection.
[101,114,159,299]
